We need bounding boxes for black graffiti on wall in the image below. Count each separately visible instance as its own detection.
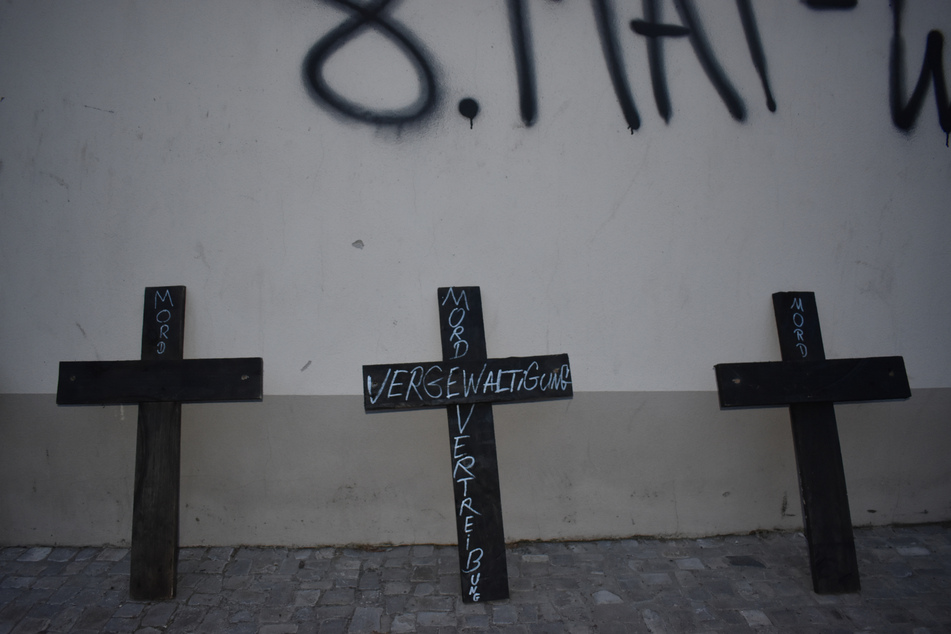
[890,0,951,142]
[507,0,539,127]
[302,0,774,130]
[627,0,776,127]
[302,0,438,125]
[302,0,948,141]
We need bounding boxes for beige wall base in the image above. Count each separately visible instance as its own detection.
[1,390,947,547]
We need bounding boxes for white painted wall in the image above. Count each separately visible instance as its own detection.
[1,0,949,546]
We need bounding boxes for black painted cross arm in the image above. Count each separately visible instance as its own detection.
[56,286,263,600]
[57,358,262,404]
[714,292,910,594]
[715,356,909,408]
[364,354,572,410]
[362,287,572,603]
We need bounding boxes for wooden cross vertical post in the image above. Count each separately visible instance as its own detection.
[714,292,910,594]
[133,285,185,600]
[363,287,572,602]
[57,286,263,600]
[438,288,508,603]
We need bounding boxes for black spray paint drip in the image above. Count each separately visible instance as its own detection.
[459,98,480,129]
[507,0,538,126]
[593,0,641,133]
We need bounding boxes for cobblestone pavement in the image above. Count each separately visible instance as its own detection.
[1,524,949,633]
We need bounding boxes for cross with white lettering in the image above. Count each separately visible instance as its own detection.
[57,286,263,600]
[363,287,572,602]
[714,292,910,594]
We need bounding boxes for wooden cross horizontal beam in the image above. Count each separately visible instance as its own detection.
[364,354,571,410]
[57,358,263,405]
[715,356,909,407]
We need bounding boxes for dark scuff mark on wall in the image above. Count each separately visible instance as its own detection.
[302,0,439,126]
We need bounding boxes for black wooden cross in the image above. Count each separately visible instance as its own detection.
[714,292,910,594]
[363,287,572,602]
[56,286,263,600]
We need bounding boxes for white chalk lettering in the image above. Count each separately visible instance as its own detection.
[154,289,174,310]
[463,548,484,574]
[559,364,572,390]
[153,289,175,355]
[405,366,424,400]
[367,369,391,405]
[789,297,808,358]
[454,456,476,481]
[368,359,569,405]
[451,396,482,602]
[441,287,469,310]
[482,370,499,393]
[453,434,470,458]
[446,366,460,398]
[468,575,481,601]
[459,497,481,517]
[424,364,443,399]
[456,404,474,434]
[387,369,407,398]
[447,303,470,359]
[463,364,487,397]
[519,361,540,391]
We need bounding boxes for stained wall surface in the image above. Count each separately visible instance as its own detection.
[1,0,949,546]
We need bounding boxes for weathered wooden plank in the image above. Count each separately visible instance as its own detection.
[788,401,860,593]
[363,286,572,603]
[714,356,910,408]
[772,292,861,594]
[438,287,508,603]
[363,354,571,410]
[55,285,264,601]
[131,400,181,600]
[56,357,264,405]
[713,291,911,595]
[132,285,185,601]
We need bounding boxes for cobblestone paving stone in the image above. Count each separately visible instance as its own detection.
[1,524,948,633]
